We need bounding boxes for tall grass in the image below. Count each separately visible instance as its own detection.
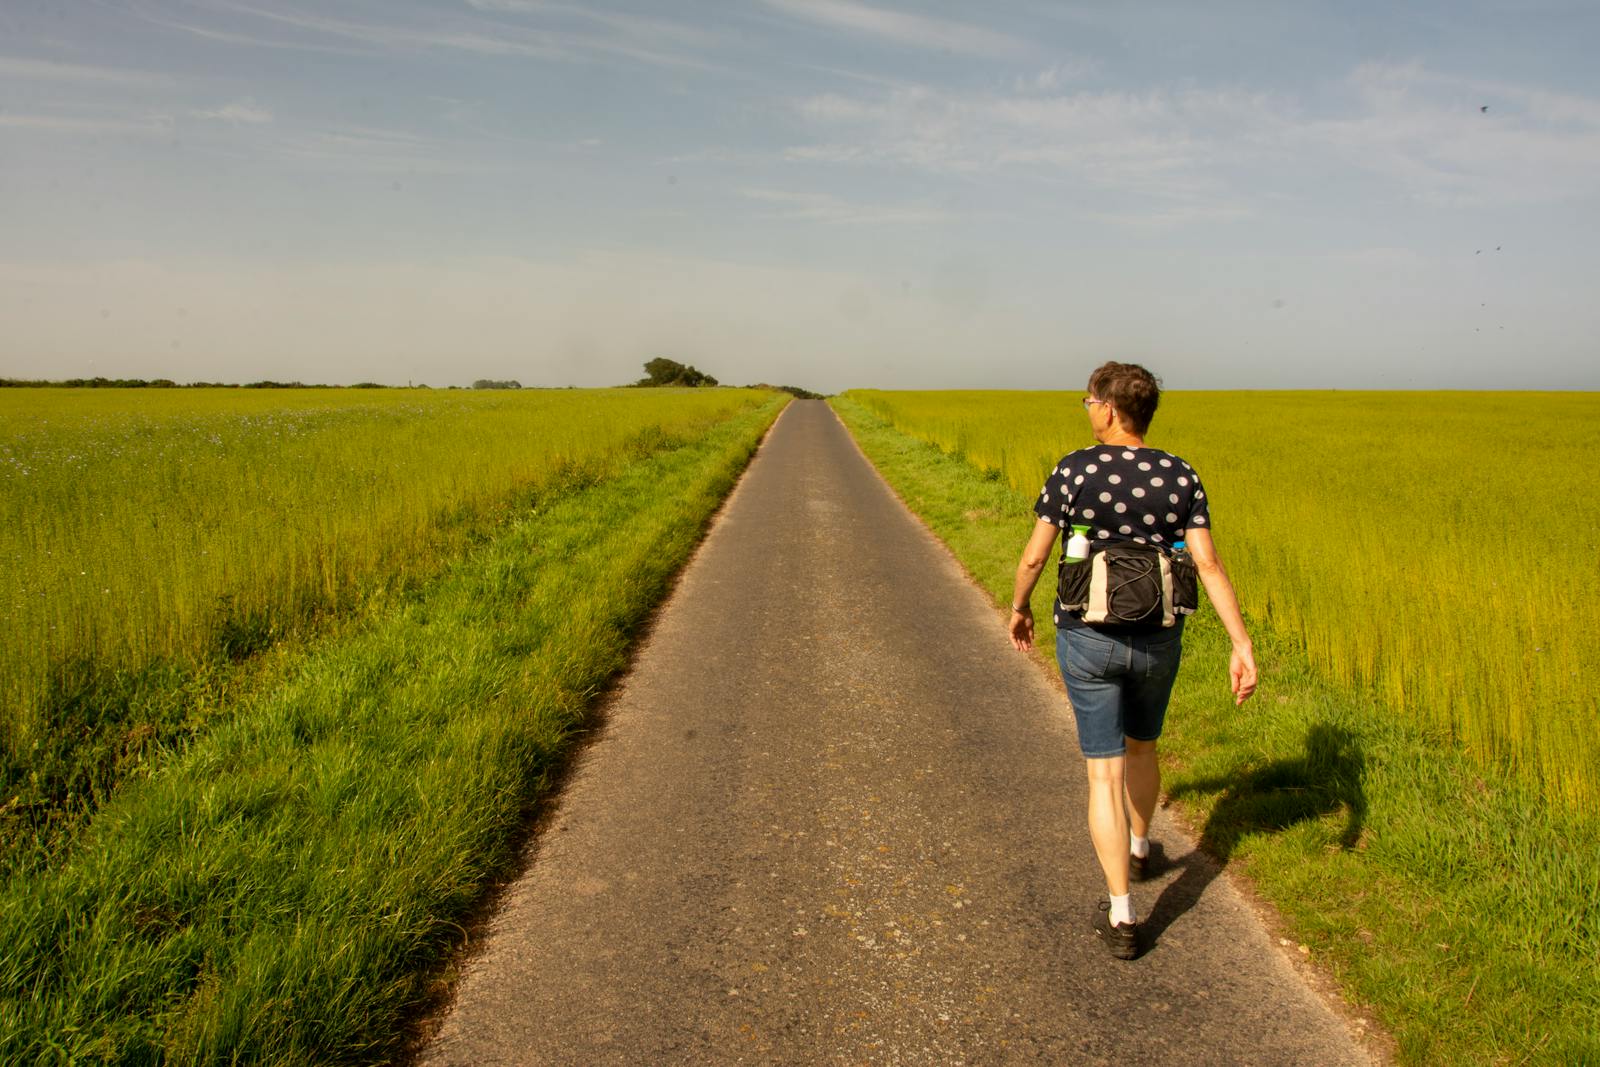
[0,398,785,1062]
[829,394,1597,1065]
[1,387,768,857]
[845,389,1600,812]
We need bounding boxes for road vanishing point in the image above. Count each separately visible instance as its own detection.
[421,400,1372,1066]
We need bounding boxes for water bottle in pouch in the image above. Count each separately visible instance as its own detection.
[1064,524,1092,563]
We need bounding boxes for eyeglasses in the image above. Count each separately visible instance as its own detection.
[1082,396,1108,410]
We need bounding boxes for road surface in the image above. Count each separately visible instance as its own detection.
[421,399,1371,1066]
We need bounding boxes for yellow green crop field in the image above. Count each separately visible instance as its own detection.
[846,389,1600,812]
[0,386,770,853]
[0,386,785,1061]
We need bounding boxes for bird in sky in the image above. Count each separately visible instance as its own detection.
[1481,105,1489,113]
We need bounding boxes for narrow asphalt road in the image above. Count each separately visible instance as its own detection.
[421,400,1371,1066]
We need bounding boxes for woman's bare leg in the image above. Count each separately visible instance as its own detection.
[1085,755,1130,896]
[1124,737,1160,842]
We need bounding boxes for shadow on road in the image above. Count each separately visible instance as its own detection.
[1142,723,1368,947]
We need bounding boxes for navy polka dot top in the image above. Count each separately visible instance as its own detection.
[1033,445,1211,549]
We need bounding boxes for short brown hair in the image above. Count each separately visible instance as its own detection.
[1087,361,1162,434]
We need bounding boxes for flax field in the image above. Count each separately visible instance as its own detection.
[0,386,768,851]
[846,389,1600,812]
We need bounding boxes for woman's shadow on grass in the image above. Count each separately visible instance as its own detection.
[1141,723,1368,947]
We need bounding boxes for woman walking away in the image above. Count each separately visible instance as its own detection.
[1007,361,1257,960]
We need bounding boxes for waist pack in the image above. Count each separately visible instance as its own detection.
[1058,542,1199,628]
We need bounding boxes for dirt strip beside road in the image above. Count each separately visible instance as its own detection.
[421,399,1371,1066]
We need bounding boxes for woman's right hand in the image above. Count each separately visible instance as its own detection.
[1009,607,1035,651]
[1230,642,1258,705]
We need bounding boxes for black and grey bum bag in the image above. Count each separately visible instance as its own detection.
[1058,542,1199,628]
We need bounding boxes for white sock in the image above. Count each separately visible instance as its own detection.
[1109,893,1135,927]
[1130,834,1150,859]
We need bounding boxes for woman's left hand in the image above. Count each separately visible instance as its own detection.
[1009,607,1035,651]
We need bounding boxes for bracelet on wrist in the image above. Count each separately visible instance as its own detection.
[1011,604,1031,614]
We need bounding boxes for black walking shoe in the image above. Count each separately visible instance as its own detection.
[1094,901,1140,960]
[1130,841,1163,881]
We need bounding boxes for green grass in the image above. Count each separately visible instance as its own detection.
[0,396,785,1063]
[1,387,770,867]
[844,388,1600,813]
[830,394,1599,1067]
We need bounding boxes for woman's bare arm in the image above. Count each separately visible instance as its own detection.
[1009,519,1060,651]
[1183,526,1258,705]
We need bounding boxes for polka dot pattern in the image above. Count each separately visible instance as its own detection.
[1032,443,1213,612]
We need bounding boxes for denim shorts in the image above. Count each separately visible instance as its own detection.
[1055,620,1185,758]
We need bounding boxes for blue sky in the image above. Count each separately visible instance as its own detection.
[3,1,1598,390]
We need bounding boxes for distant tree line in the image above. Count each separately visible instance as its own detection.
[5,365,823,396]
[3,376,184,388]
[0,377,412,389]
[749,383,825,399]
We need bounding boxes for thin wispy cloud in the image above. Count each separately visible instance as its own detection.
[268,123,488,174]
[0,56,171,86]
[193,98,273,124]
[739,187,949,225]
[464,0,727,51]
[784,63,1600,219]
[759,0,1031,59]
[148,0,723,71]
[0,112,173,136]
[1012,61,1098,94]
[1312,61,1600,205]
[786,83,1279,217]
[125,0,374,56]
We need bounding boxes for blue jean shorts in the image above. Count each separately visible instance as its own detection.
[1055,620,1185,758]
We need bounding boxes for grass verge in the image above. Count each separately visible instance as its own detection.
[4,389,770,874]
[0,397,785,1063]
[830,395,1599,1066]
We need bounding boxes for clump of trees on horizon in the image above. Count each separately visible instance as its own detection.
[633,358,718,388]
[471,379,522,390]
[627,359,822,398]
